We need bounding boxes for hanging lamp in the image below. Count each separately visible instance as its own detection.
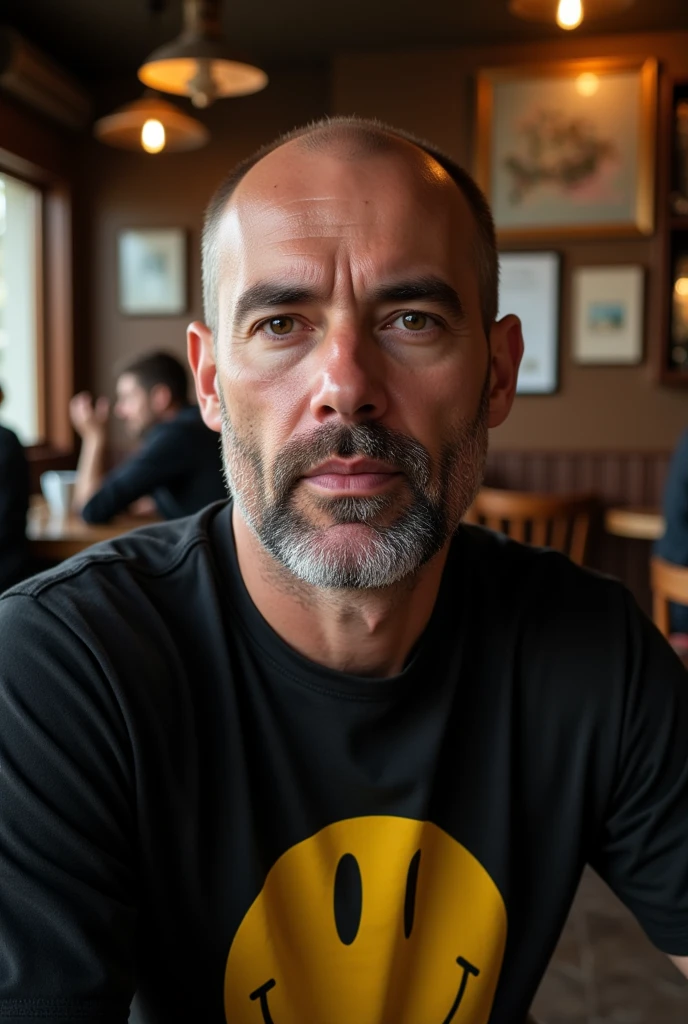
[93,93,209,153]
[137,0,267,109]
[508,0,635,30]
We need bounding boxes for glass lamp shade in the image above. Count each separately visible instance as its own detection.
[508,0,634,21]
[93,95,209,152]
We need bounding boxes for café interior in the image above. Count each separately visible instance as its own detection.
[2,0,688,1020]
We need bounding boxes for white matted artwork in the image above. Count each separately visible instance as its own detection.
[572,265,644,365]
[498,251,560,395]
[118,228,187,316]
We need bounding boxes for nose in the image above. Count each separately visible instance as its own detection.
[308,324,388,425]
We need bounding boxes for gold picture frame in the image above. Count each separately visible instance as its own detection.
[475,56,658,240]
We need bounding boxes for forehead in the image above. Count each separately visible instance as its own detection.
[117,373,145,395]
[216,140,478,284]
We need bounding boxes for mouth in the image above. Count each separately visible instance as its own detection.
[249,955,480,1024]
[301,459,403,497]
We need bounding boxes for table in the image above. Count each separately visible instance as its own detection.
[27,498,159,560]
[604,506,665,541]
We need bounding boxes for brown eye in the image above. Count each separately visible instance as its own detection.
[400,312,428,331]
[267,316,295,336]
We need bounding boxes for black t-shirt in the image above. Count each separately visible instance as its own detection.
[0,501,687,1024]
[0,422,30,592]
[81,405,226,524]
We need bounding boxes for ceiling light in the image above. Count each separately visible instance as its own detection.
[94,94,209,153]
[508,0,635,29]
[138,0,267,109]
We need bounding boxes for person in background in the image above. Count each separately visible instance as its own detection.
[0,384,30,593]
[655,427,688,647]
[69,351,226,524]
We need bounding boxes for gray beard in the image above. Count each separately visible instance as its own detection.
[221,399,488,591]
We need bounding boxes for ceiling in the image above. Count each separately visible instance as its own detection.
[3,0,688,82]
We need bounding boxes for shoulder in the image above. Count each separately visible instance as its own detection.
[0,501,229,629]
[0,423,24,456]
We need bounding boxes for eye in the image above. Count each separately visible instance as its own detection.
[333,853,363,945]
[263,315,296,336]
[404,849,421,938]
[390,311,438,332]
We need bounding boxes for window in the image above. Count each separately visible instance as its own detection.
[0,172,43,444]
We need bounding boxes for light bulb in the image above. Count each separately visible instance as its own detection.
[675,277,688,297]
[576,72,599,97]
[141,118,166,154]
[557,0,583,29]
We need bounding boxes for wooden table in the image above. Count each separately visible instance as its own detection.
[604,506,665,541]
[27,499,159,560]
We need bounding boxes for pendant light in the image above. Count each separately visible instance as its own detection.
[508,0,635,30]
[137,0,267,109]
[93,93,209,153]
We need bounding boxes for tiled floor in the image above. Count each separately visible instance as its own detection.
[531,868,688,1024]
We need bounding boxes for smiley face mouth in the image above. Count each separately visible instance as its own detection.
[249,955,480,1024]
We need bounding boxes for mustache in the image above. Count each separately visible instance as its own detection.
[272,422,432,501]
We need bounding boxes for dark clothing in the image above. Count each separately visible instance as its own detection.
[81,404,225,524]
[0,423,30,592]
[1,503,687,1023]
[655,428,688,631]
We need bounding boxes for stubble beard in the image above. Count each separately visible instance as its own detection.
[220,384,489,591]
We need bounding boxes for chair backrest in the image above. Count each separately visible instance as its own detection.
[650,556,688,637]
[465,487,598,566]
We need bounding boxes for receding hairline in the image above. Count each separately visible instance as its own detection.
[202,117,498,336]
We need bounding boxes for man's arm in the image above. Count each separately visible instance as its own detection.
[0,591,136,1018]
[70,391,110,511]
[590,593,688,964]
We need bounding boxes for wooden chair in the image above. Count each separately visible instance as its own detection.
[465,487,598,566]
[650,556,688,637]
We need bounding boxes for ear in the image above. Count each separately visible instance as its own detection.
[187,321,221,433]
[487,314,524,429]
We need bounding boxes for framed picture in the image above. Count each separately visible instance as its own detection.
[498,251,560,395]
[476,57,657,239]
[572,265,644,365]
[118,228,187,316]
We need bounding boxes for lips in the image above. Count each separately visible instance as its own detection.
[303,459,398,478]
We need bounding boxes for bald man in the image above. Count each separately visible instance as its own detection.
[0,118,686,1024]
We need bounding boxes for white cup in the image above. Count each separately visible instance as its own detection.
[40,470,78,518]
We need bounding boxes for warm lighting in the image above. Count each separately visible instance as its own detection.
[557,0,583,28]
[509,0,635,28]
[94,94,209,153]
[675,277,688,297]
[576,72,599,97]
[138,0,267,108]
[141,118,166,154]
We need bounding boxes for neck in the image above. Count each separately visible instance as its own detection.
[231,506,449,678]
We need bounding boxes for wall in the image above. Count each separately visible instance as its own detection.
[332,32,688,452]
[83,66,330,419]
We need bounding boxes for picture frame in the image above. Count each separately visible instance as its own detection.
[572,265,644,366]
[118,228,187,316]
[476,57,657,240]
[498,250,560,395]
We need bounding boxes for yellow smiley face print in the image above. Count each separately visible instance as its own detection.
[224,816,507,1024]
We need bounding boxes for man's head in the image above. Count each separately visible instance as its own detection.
[188,117,523,589]
[115,351,188,439]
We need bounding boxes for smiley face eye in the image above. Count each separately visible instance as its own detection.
[404,849,422,938]
[333,853,363,945]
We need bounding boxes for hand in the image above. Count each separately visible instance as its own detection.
[69,392,109,441]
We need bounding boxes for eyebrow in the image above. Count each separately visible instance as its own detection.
[231,274,465,329]
[371,276,465,321]
[233,283,318,328]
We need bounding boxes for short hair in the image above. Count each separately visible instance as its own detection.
[201,116,498,339]
[118,351,188,404]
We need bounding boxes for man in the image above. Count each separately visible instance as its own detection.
[70,350,226,522]
[0,384,30,592]
[0,118,686,1024]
